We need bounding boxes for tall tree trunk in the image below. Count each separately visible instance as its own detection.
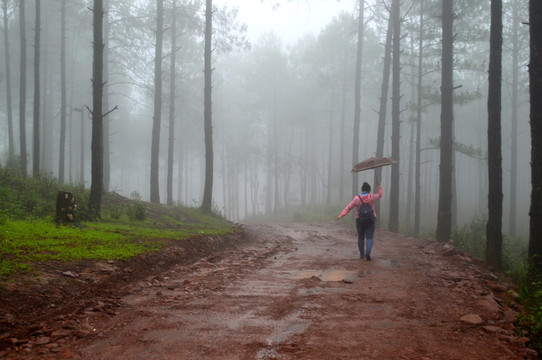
[351,0,364,197]
[436,0,454,242]
[486,0,503,271]
[150,0,163,204]
[201,0,214,213]
[374,7,393,219]
[388,0,401,233]
[508,0,519,237]
[272,90,280,214]
[89,0,104,218]
[32,0,40,177]
[102,0,110,192]
[59,0,66,184]
[528,0,542,279]
[41,35,51,171]
[167,0,177,206]
[3,0,14,162]
[414,0,425,236]
[19,0,27,177]
[326,94,334,204]
[339,47,348,202]
[76,106,84,185]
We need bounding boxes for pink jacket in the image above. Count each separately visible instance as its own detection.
[339,186,383,219]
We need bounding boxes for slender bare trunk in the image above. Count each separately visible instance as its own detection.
[388,0,401,233]
[486,0,503,271]
[3,0,14,161]
[102,0,110,192]
[528,0,542,279]
[150,0,163,203]
[414,0,425,236]
[352,0,364,197]
[508,0,519,237]
[89,0,104,218]
[167,0,177,205]
[33,0,40,177]
[374,7,393,219]
[201,0,214,212]
[59,0,66,183]
[19,0,27,177]
[436,0,454,242]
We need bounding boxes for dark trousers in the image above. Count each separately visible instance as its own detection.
[356,219,375,258]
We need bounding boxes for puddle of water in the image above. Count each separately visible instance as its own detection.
[380,259,399,269]
[292,269,357,282]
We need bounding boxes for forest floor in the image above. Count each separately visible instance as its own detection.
[0,221,537,359]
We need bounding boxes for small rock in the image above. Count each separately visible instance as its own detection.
[451,254,464,262]
[62,271,76,278]
[503,309,518,323]
[482,325,502,333]
[477,296,501,319]
[488,283,507,292]
[50,330,71,339]
[460,314,483,325]
[44,342,59,349]
[34,336,51,345]
[522,348,538,359]
[9,338,27,345]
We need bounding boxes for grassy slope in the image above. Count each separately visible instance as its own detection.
[0,168,236,280]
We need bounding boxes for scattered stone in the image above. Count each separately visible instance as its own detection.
[503,310,518,323]
[34,336,51,345]
[486,273,499,281]
[9,338,27,345]
[44,342,59,349]
[460,314,483,325]
[522,348,538,359]
[50,330,71,339]
[508,291,520,300]
[477,296,501,319]
[451,254,464,262]
[482,325,502,333]
[62,271,77,278]
[487,283,508,292]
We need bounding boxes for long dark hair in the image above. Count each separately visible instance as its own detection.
[361,182,371,193]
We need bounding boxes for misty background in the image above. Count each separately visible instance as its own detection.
[0,0,530,238]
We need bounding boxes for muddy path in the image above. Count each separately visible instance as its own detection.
[5,222,536,359]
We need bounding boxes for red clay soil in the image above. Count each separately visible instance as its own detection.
[0,222,537,359]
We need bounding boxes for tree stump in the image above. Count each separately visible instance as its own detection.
[56,191,76,225]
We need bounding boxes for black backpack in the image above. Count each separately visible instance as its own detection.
[357,195,374,223]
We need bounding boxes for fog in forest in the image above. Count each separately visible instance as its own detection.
[0,0,530,239]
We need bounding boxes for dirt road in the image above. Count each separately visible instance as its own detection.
[5,222,536,359]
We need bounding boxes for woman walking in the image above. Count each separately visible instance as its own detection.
[337,182,383,260]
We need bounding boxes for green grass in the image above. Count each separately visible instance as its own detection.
[0,165,236,280]
[0,215,235,279]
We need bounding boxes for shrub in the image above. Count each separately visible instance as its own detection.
[452,214,486,259]
[518,278,542,353]
[127,202,147,221]
[452,214,528,281]
[108,204,124,220]
[130,191,142,201]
